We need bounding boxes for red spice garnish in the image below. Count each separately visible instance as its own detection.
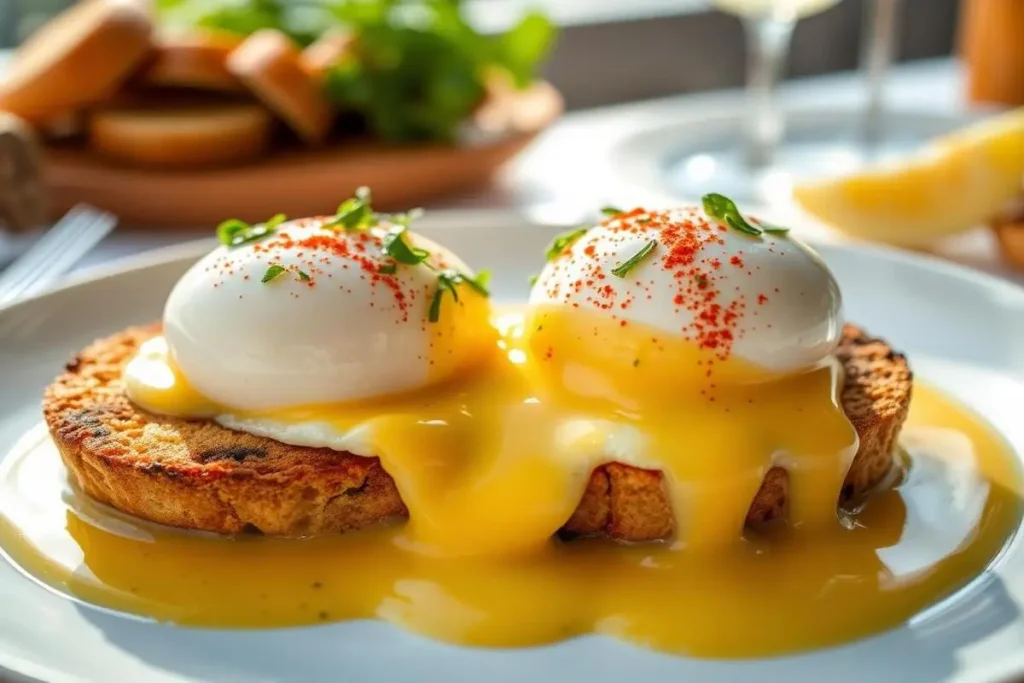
[539,207,768,366]
[757,294,768,305]
[225,218,418,321]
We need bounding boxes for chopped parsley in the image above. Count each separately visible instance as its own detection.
[261,264,287,283]
[600,206,624,217]
[611,240,657,278]
[261,264,311,284]
[328,186,376,230]
[382,225,431,265]
[702,193,762,236]
[217,213,286,248]
[528,274,539,287]
[545,227,589,261]
[378,263,398,275]
[388,207,425,227]
[429,269,490,323]
[761,222,790,235]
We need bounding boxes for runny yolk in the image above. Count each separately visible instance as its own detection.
[0,307,1020,657]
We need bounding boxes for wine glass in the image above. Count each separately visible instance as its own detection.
[667,0,903,204]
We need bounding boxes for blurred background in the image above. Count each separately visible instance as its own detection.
[1,0,959,109]
[0,0,1019,290]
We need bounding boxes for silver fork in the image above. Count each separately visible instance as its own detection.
[0,204,117,308]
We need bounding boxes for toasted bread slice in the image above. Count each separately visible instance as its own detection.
[45,325,911,539]
[44,324,911,539]
[88,101,272,168]
[227,29,333,145]
[0,0,152,121]
[140,30,245,93]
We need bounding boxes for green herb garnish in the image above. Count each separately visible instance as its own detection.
[262,264,310,284]
[261,264,287,283]
[381,226,431,265]
[428,269,490,323]
[600,206,624,217]
[388,207,425,227]
[328,186,375,231]
[702,193,762,236]
[528,274,539,287]
[429,271,461,323]
[217,213,286,248]
[467,269,491,295]
[545,227,589,261]
[611,240,657,278]
[702,193,791,236]
[378,263,398,275]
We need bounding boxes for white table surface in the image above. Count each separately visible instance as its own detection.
[49,57,1024,288]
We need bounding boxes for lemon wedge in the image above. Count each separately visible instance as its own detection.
[794,108,1024,246]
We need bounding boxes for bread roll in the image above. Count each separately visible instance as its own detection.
[141,30,246,93]
[88,102,272,169]
[0,0,153,121]
[227,29,333,145]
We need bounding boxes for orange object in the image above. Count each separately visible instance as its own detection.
[227,29,334,145]
[0,0,153,121]
[960,0,1024,106]
[88,102,272,169]
[141,30,246,93]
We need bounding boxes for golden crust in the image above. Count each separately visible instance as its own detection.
[44,323,911,539]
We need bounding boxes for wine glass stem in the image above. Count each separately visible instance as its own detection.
[861,0,901,152]
[742,17,796,169]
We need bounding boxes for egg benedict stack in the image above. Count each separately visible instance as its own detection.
[44,190,910,556]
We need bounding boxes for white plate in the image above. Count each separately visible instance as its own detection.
[1,210,1024,683]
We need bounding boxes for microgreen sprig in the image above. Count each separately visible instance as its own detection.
[611,240,657,278]
[429,269,491,323]
[217,213,286,248]
[327,186,376,231]
[261,264,311,284]
[545,227,589,262]
[702,193,790,237]
[381,225,431,265]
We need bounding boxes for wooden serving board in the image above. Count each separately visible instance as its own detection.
[42,84,562,228]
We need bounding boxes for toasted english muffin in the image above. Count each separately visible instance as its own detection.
[43,324,911,540]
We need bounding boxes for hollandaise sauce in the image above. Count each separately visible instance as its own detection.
[0,309,1021,658]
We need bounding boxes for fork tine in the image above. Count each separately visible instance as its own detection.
[0,210,96,300]
[17,212,115,295]
[0,205,116,308]
[0,206,89,289]
[9,210,115,297]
